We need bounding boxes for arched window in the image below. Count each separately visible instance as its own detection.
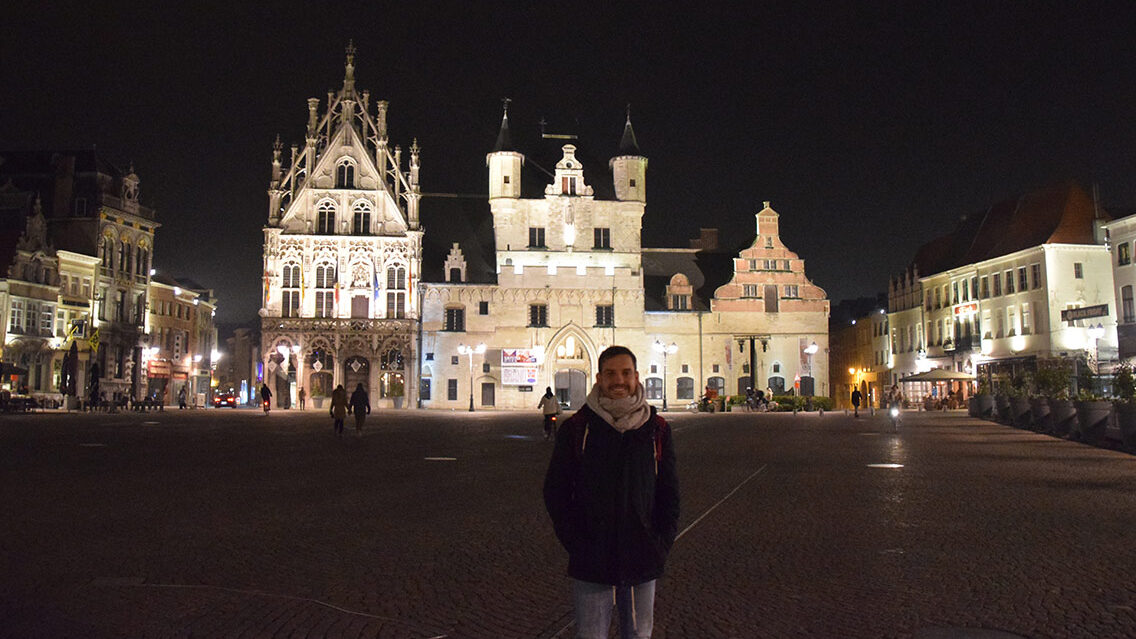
[645,377,663,400]
[118,240,127,272]
[676,376,694,400]
[386,265,406,318]
[314,263,336,318]
[352,201,371,235]
[281,263,300,318]
[707,376,725,394]
[336,160,355,189]
[386,266,406,290]
[317,201,336,234]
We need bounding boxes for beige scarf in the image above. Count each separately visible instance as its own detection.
[585,382,651,433]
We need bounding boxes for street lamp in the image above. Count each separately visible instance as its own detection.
[1087,322,1105,373]
[457,342,486,412]
[653,340,678,411]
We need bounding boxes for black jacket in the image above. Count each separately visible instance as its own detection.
[543,404,680,586]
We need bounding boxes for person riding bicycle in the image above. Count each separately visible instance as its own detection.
[886,384,904,410]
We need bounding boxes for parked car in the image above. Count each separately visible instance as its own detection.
[213,392,238,408]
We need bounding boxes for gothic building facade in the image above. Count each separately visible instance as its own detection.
[259,43,422,408]
[259,47,830,411]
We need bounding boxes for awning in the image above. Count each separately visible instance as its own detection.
[901,368,975,382]
[0,362,29,377]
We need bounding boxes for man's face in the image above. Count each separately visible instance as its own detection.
[597,354,639,399]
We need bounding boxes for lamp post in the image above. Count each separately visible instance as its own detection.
[804,340,818,390]
[457,342,486,412]
[209,349,222,406]
[653,340,678,411]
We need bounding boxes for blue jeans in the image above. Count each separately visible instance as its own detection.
[573,578,656,639]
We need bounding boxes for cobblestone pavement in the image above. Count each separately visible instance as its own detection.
[1,407,1133,638]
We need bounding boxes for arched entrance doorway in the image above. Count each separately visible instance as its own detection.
[555,369,588,410]
[379,347,406,408]
[344,356,370,397]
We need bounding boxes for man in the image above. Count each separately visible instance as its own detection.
[544,345,680,639]
[538,386,561,440]
[298,386,306,410]
[851,387,862,418]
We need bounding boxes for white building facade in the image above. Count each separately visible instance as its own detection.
[888,183,1117,391]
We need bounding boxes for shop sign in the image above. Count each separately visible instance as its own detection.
[1060,304,1108,322]
[953,302,979,316]
[148,360,171,377]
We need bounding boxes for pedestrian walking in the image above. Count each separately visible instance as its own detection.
[329,384,348,437]
[538,386,561,440]
[349,383,370,437]
[178,385,187,410]
[298,386,306,410]
[851,387,862,418]
[544,345,680,639]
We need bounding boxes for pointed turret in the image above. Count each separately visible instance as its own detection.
[493,99,514,152]
[487,99,524,199]
[610,107,647,202]
[618,106,641,155]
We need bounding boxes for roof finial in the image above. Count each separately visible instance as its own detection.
[501,97,511,118]
[626,103,632,123]
[618,107,640,156]
[343,40,357,92]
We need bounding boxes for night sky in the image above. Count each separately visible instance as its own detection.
[3,3,1134,324]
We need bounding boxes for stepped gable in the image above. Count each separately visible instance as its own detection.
[419,195,496,284]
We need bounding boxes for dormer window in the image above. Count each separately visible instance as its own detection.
[336,161,355,189]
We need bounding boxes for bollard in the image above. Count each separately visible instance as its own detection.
[819,408,824,416]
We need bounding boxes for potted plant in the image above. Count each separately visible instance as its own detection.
[970,377,994,418]
[1073,358,1111,444]
[1029,365,1065,434]
[1112,362,1136,449]
[993,381,1012,424]
[1007,374,1032,428]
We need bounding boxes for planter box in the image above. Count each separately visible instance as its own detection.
[1028,397,1051,433]
[312,397,325,409]
[1074,400,1112,445]
[1009,396,1032,428]
[1115,402,1136,450]
[994,394,1011,423]
[973,394,994,418]
[1049,399,1077,437]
